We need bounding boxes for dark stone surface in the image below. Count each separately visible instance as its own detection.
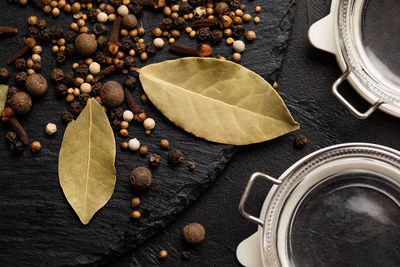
[0,0,296,266]
[109,0,400,266]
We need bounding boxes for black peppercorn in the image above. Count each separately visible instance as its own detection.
[56,51,66,63]
[121,37,134,51]
[87,8,98,22]
[295,135,307,148]
[14,58,26,70]
[38,28,50,41]
[62,110,74,123]
[51,68,65,83]
[168,149,184,164]
[36,18,47,30]
[15,72,28,85]
[130,167,152,191]
[75,64,89,78]
[32,62,42,72]
[129,4,143,17]
[94,51,107,65]
[28,26,40,38]
[55,84,67,97]
[78,94,90,106]
[210,30,223,43]
[146,43,157,55]
[134,42,146,53]
[64,30,77,43]
[49,26,64,40]
[0,67,10,80]
[7,87,19,100]
[179,2,193,15]
[230,0,241,10]
[160,18,173,31]
[173,17,186,30]
[110,106,123,120]
[149,153,161,168]
[65,43,76,56]
[69,101,83,116]
[232,25,245,37]
[6,131,23,153]
[91,82,102,96]
[125,56,136,67]
[93,23,108,36]
[124,75,137,89]
[63,72,74,86]
[97,35,108,49]
[197,27,211,41]
[111,119,122,130]
[188,0,205,7]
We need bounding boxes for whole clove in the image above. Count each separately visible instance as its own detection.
[1,107,28,144]
[169,43,212,57]
[0,27,18,35]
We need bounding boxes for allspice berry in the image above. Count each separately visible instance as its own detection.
[9,92,32,114]
[122,14,137,29]
[130,167,152,191]
[100,81,124,107]
[182,223,205,244]
[215,2,229,15]
[25,73,48,97]
[75,33,97,56]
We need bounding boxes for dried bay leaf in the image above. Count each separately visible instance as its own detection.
[138,58,300,145]
[59,98,116,225]
[0,84,8,112]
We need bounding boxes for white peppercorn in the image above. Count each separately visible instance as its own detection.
[233,40,245,53]
[128,138,140,151]
[80,82,92,94]
[153,38,164,48]
[123,110,134,122]
[89,62,101,75]
[97,12,108,23]
[143,118,155,130]
[45,123,57,135]
[117,5,129,16]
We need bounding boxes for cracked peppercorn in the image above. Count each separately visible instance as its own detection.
[75,64,89,78]
[69,101,83,116]
[63,72,74,86]
[55,84,67,97]
[149,153,161,168]
[51,68,65,83]
[146,43,157,55]
[168,149,184,164]
[15,72,29,85]
[56,51,66,63]
[14,58,26,70]
[295,135,307,148]
[197,27,211,41]
[125,56,136,67]
[28,26,40,38]
[62,110,74,123]
[134,42,146,54]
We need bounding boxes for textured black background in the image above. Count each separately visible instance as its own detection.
[112,0,400,266]
[0,0,298,266]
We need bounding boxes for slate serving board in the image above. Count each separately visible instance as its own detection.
[0,0,296,265]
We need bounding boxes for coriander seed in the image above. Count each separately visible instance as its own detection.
[254,16,260,24]
[232,52,241,62]
[120,129,129,136]
[130,210,141,219]
[139,145,148,156]
[159,250,168,259]
[120,121,129,129]
[121,141,129,150]
[131,197,140,208]
[245,30,256,41]
[255,6,261,12]
[27,16,37,25]
[30,141,41,153]
[242,13,252,22]
[226,37,234,45]
[160,139,169,149]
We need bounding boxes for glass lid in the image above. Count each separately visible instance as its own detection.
[261,144,400,267]
[336,0,400,111]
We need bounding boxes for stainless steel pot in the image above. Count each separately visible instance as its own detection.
[237,143,400,267]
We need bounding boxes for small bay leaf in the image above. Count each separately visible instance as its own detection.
[59,98,116,225]
[0,84,9,112]
[138,58,300,145]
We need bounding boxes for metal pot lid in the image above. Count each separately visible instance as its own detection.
[239,143,400,267]
[309,0,400,118]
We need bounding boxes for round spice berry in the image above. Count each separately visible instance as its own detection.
[89,62,101,75]
[244,30,256,41]
[9,92,32,114]
[130,210,141,219]
[159,250,168,259]
[130,166,152,191]
[182,222,205,244]
[25,73,48,97]
[100,81,124,107]
[131,197,140,208]
[80,83,92,94]
[168,149,183,164]
[121,141,129,150]
[30,141,42,153]
[160,139,169,150]
[75,33,97,56]
[295,135,307,148]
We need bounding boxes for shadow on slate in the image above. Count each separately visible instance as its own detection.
[0,0,296,265]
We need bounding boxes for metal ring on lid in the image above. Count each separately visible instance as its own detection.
[309,0,400,118]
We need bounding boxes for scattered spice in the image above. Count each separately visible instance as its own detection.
[130,210,141,219]
[30,141,41,153]
[273,81,278,90]
[160,139,169,150]
[168,149,184,164]
[158,250,168,259]
[121,141,129,150]
[45,123,57,135]
[149,153,161,168]
[295,135,307,148]
[9,92,32,114]
[182,251,191,259]
[25,73,47,97]
[139,145,148,156]
[130,166,152,191]
[5,131,23,153]
[131,197,140,208]
[0,67,10,80]
[101,81,124,107]
[182,222,205,244]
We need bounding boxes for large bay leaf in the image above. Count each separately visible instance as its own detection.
[0,84,8,112]
[138,57,300,145]
[59,98,116,225]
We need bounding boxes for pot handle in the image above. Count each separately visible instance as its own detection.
[332,68,385,119]
[238,172,281,227]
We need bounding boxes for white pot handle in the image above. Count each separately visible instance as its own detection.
[308,13,336,54]
[236,231,263,267]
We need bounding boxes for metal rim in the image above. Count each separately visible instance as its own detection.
[260,143,400,266]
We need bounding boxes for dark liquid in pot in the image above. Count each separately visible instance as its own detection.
[289,171,400,267]
[362,0,400,86]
